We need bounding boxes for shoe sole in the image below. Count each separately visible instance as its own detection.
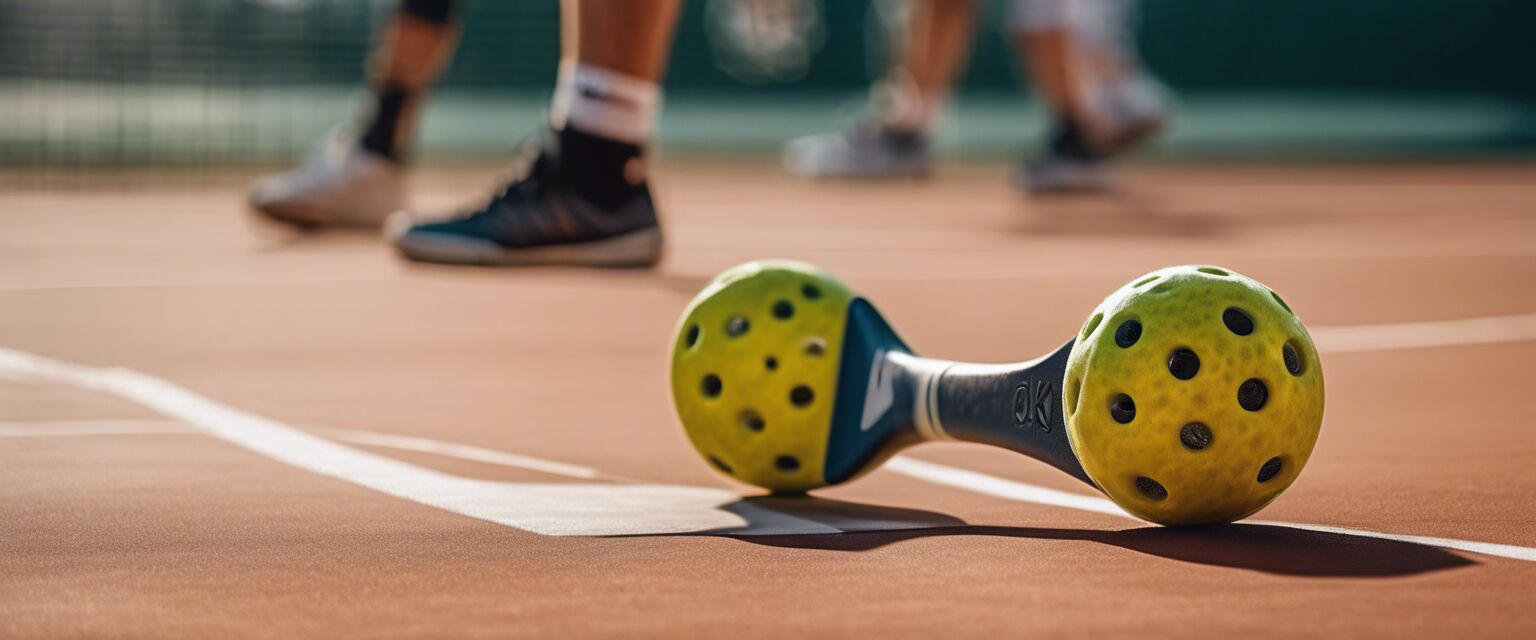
[249,198,398,231]
[393,227,664,268]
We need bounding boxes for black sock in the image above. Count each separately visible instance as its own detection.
[354,85,414,163]
[358,86,414,163]
[551,126,647,211]
[1048,117,1103,162]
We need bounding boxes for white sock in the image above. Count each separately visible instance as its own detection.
[549,62,661,145]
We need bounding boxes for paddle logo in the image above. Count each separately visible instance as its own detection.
[1014,380,1053,432]
[860,350,896,432]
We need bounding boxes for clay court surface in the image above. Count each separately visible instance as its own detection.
[3,161,1535,637]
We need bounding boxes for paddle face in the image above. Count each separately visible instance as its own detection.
[1063,265,1325,526]
[671,261,859,491]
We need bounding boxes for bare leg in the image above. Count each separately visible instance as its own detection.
[1012,0,1164,155]
[564,0,682,82]
[890,0,981,131]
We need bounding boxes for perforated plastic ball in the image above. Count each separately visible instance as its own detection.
[1063,265,1325,525]
[670,261,853,493]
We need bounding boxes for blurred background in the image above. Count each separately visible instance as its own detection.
[2,0,1534,176]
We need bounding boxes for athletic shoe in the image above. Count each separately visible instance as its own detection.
[1092,72,1169,156]
[387,142,663,268]
[248,133,406,228]
[1016,155,1116,194]
[1018,74,1166,196]
[783,123,931,178]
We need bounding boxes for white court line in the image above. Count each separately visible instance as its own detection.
[0,420,604,480]
[0,348,944,537]
[311,426,605,481]
[883,456,1536,563]
[1311,313,1536,354]
[3,400,1535,562]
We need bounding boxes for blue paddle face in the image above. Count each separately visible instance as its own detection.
[823,298,921,484]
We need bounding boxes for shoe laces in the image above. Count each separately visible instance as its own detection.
[460,137,551,221]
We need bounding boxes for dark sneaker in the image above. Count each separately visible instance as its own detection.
[387,143,663,268]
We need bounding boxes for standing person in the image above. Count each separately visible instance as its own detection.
[250,0,681,268]
[784,0,1168,194]
[249,0,461,229]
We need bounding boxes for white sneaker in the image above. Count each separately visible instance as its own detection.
[248,135,406,229]
[783,123,931,179]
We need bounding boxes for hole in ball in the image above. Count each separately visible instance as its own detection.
[772,300,795,320]
[684,324,700,348]
[1257,456,1283,483]
[1066,377,1082,417]
[802,337,826,356]
[1282,341,1304,376]
[701,374,723,398]
[1168,348,1201,380]
[1271,290,1293,314]
[1238,379,1268,411]
[790,385,815,407]
[1180,422,1213,450]
[764,356,778,371]
[801,284,822,300]
[1223,308,1255,336]
[1133,275,1160,288]
[1197,266,1230,277]
[1082,313,1104,341]
[775,455,801,472]
[725,316,750,338]
[1135,476,1168,501]
[708,455,734,475]
[1114,319,1142,348]
[739,410,765,433]
[1109,394,1136,424]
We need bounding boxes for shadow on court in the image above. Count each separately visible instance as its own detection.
[726,516,1474,578]
[1014,194,1228,238]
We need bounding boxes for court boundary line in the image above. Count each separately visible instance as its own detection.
[2,364,1533,561]
[0,351,958,537]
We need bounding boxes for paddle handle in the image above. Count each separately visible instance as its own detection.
[904,341,1094,486]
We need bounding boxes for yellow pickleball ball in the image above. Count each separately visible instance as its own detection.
[1063,265,1325,525]
[669,260,854,493]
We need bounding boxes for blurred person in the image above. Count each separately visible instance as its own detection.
[250,0,680,268]
[783,0,1168,194]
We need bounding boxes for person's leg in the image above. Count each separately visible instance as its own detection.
[1011,0,1167,194]
[357,0,464,163]
[249,0,462,227]
[548,0,680,209]
[883,0,981,136]
[390,0,681,268]
[784,0,979,178]
[1013,0,1099,149]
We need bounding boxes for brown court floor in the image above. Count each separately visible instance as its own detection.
[3,161,1536,638]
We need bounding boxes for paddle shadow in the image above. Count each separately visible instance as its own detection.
[708,496,1473,577]
[694,495,968,536]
